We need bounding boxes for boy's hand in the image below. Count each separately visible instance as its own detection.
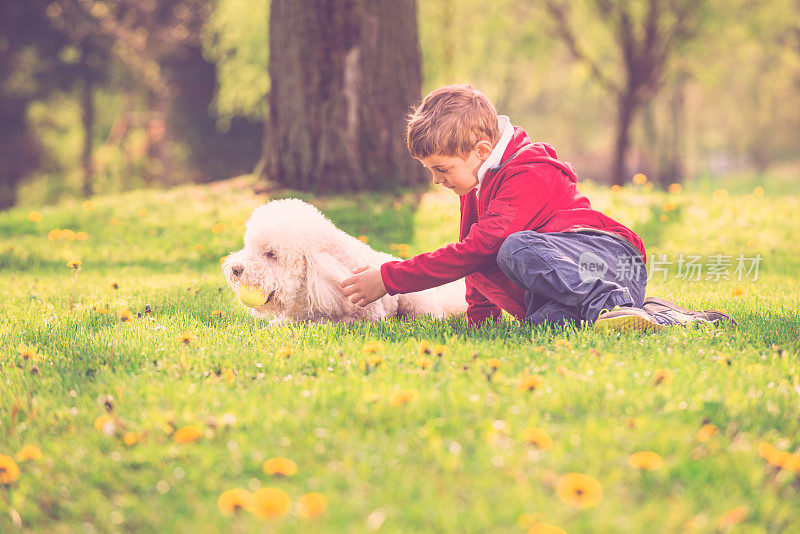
[341,265,387,307]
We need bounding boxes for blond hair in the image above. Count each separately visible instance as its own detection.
[406,84,499,159]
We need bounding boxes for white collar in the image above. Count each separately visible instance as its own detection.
[476,115,513,189]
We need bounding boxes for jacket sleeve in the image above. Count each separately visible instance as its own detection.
[380,169,552,295]
[465,277,502,325]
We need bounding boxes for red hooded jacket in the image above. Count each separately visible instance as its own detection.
[380,126,646,324]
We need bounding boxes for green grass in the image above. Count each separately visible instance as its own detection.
[1,174,799,533]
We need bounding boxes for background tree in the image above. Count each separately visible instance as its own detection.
[543,0,708,185]
[263,0,426,192]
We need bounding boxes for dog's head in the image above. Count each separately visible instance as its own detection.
[222,198,353,320]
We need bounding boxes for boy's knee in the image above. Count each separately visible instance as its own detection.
[497,232,527,268]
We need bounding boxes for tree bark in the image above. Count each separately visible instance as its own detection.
[81,62,94,198]
[265,0,426,192]
[612,90,637,186]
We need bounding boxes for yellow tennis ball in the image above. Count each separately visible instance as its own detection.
[238,286,268,308]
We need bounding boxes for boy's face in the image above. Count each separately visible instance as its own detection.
[418,140,493,196]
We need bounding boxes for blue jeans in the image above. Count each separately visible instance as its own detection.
[496,231,647,326]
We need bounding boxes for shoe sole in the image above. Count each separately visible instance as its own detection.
[643,296,737,326]
[593,314,665,333]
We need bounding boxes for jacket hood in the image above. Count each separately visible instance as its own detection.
[500,127,578,183]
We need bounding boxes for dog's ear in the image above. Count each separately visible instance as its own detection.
[304,250,353,317]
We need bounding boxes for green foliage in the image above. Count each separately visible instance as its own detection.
[202,0,270,127]
[1,175,799,531]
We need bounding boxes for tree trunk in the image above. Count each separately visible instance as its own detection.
[265,0,426,192]
[658,74,687,186]
[81,64,94,198]
[612,90,637,186]
[145,93,172,186]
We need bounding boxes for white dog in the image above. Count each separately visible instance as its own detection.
[222,198,467,324]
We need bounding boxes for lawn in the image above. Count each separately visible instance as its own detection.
[1,174,799,533]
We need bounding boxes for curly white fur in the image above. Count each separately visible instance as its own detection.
[222,198,467,324]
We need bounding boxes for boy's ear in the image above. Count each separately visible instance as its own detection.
[474,139,494,159]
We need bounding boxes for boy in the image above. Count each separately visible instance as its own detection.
[341,84,734,331]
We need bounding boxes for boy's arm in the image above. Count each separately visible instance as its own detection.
[466,278,502,324]
[380,170,551,295]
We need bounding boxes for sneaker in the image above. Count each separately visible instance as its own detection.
[642,296,737,327]
[593,306,665,333]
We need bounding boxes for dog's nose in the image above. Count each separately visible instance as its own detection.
[231,265,244,277]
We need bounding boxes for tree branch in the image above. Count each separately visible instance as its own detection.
[543,0,620,94]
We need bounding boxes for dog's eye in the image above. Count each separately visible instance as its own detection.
[263,250,276,259]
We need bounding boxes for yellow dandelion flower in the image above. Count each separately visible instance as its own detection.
[218,488,253,515]
[136,208,148,217]
[176,332,197,345]
[123,432,141,446]
[173,425,203,444]
[718,506,748,529]
[28,211,43,222]
[653,369,673,385]
[783,453,800,473]
[365,354,383,367]
[117,309,134,324]
[659,214,669,223]
[390,389,419,406]
[211,310,223,317]
[67,260,82,270]
[518,513,539,529]
[628,451,664,470]
[555,473,602,509]
[95,307,109,314]
[556,366,577,378]
[487,358,502,369]
[75,231,89,240]
[731,287,744,296]
[276,347,293,358]
[610,184,622,192]
[212,222,227,234]
[753,186,764,197]
[362,341,384,354]
[94,415,116,435]
[757,441,776,460]
[222,368,236,383]
[668,183,682,194]
[662,201,677,212]
[358,235,369,243]
[16,445,42,462]
[554,338,572,349]
[251,487,291,519]
[528,523,567,534]
[696,423,718,442]
[758,441,791,468]
[109,216,120,225]
[297,492,327,518]
[18,344,37,361]
[418,357,433,369]
[523,427,553,450]
[433,344,447,357]
[632,173,647,185]
[62,229,76,240]
[519,375,544,392]
[417,340,431,356]
[82,200,95,211]
[48,228,63,240]
[194,244,205,252]
[263,457,297,477]
[0,455,21,485]
[712,189,729,202]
